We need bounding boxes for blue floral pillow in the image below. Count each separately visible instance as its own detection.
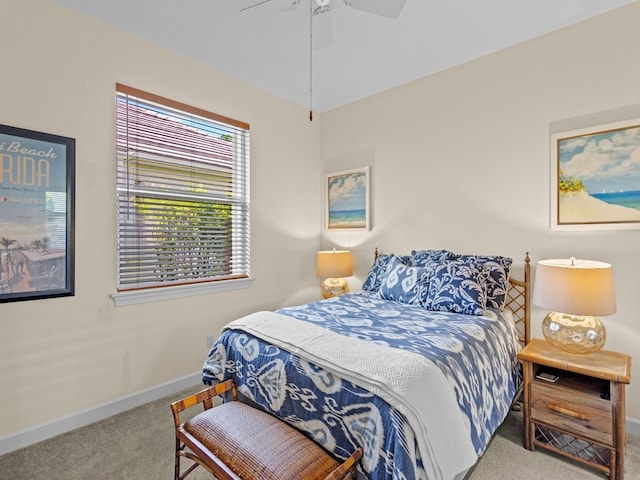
[422,260,487,315]
[362,253,411,292]
[411,249,457,267]
[456,255,512,310]
[378,255,430,305]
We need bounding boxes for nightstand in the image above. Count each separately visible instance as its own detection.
[518,338,631,480]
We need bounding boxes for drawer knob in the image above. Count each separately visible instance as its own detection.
[547,403,590,421]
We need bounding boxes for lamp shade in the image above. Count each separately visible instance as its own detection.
[533,258,616,316]
[316,250,353,278]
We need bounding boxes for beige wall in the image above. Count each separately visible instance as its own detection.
[320,3,640,421]
[0,0,322,438]
[1,0,639,445]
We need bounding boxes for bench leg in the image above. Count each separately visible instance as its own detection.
[174,436,181,480]
[175,432,207,479]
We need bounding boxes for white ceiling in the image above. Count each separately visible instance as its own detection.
[52,0,633,113]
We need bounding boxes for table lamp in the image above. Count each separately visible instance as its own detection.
[533,257,616,354]
[316,249,353,299]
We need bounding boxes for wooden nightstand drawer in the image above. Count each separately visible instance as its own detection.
[531,379,612,446]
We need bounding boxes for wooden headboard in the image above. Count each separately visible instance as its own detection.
[506,253,531,346]
[372,249,531,346]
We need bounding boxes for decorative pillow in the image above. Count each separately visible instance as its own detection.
[378,255,430,305]
[362,253,411,293]
[456,254,512,310]
[422,260,487,315]
[411,249,457,267]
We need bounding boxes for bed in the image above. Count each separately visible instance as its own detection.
[202,249,530,480]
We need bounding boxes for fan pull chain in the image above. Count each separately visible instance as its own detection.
[309,0,313,121]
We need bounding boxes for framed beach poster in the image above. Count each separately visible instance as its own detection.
[551,118,640,230]
[0,124,75,302]
[325,166,370,230]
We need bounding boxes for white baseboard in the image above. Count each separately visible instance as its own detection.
[628,416,640,437]
[0,372,201,457]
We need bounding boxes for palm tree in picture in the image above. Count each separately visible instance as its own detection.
[0,236,17,285]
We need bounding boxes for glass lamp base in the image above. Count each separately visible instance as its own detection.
[542,311,606,354]
[321,278,349,299]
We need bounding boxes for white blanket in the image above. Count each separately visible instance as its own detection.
[224,311,478,480]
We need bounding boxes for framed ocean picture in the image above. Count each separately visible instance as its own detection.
[551,118,640,230]
[325,166,370,230]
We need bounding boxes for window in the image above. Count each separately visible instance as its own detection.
[114,84,250,304]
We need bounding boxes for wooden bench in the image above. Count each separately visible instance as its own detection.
[171,379,362,480]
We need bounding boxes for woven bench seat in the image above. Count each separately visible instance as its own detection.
[171,380,362,480]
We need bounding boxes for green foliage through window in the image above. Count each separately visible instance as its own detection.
[133,194,232,281]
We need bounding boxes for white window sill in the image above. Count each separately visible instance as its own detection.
[111,277,255,307]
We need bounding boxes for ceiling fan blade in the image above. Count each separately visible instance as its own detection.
[240,0,300,14]
[343,0,406,19]
[313,7,332,49]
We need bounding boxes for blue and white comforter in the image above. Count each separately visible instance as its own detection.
[202,292,521,480]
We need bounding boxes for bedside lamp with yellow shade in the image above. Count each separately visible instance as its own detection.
[533,257,616,354]
[317,249,353,299]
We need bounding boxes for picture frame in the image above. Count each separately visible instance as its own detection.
[550,118,640,230]
[325,166,370,230]
[0,124,75,302]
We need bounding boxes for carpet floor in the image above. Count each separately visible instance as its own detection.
[0,385,638,479]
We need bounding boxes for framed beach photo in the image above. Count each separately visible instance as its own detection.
[325,166,370,230]
[550,118,640,230]
[0,124,75,302]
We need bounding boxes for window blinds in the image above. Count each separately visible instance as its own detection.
[115,84,250,291]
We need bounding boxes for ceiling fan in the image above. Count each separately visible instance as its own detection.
[240,0,407,48]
